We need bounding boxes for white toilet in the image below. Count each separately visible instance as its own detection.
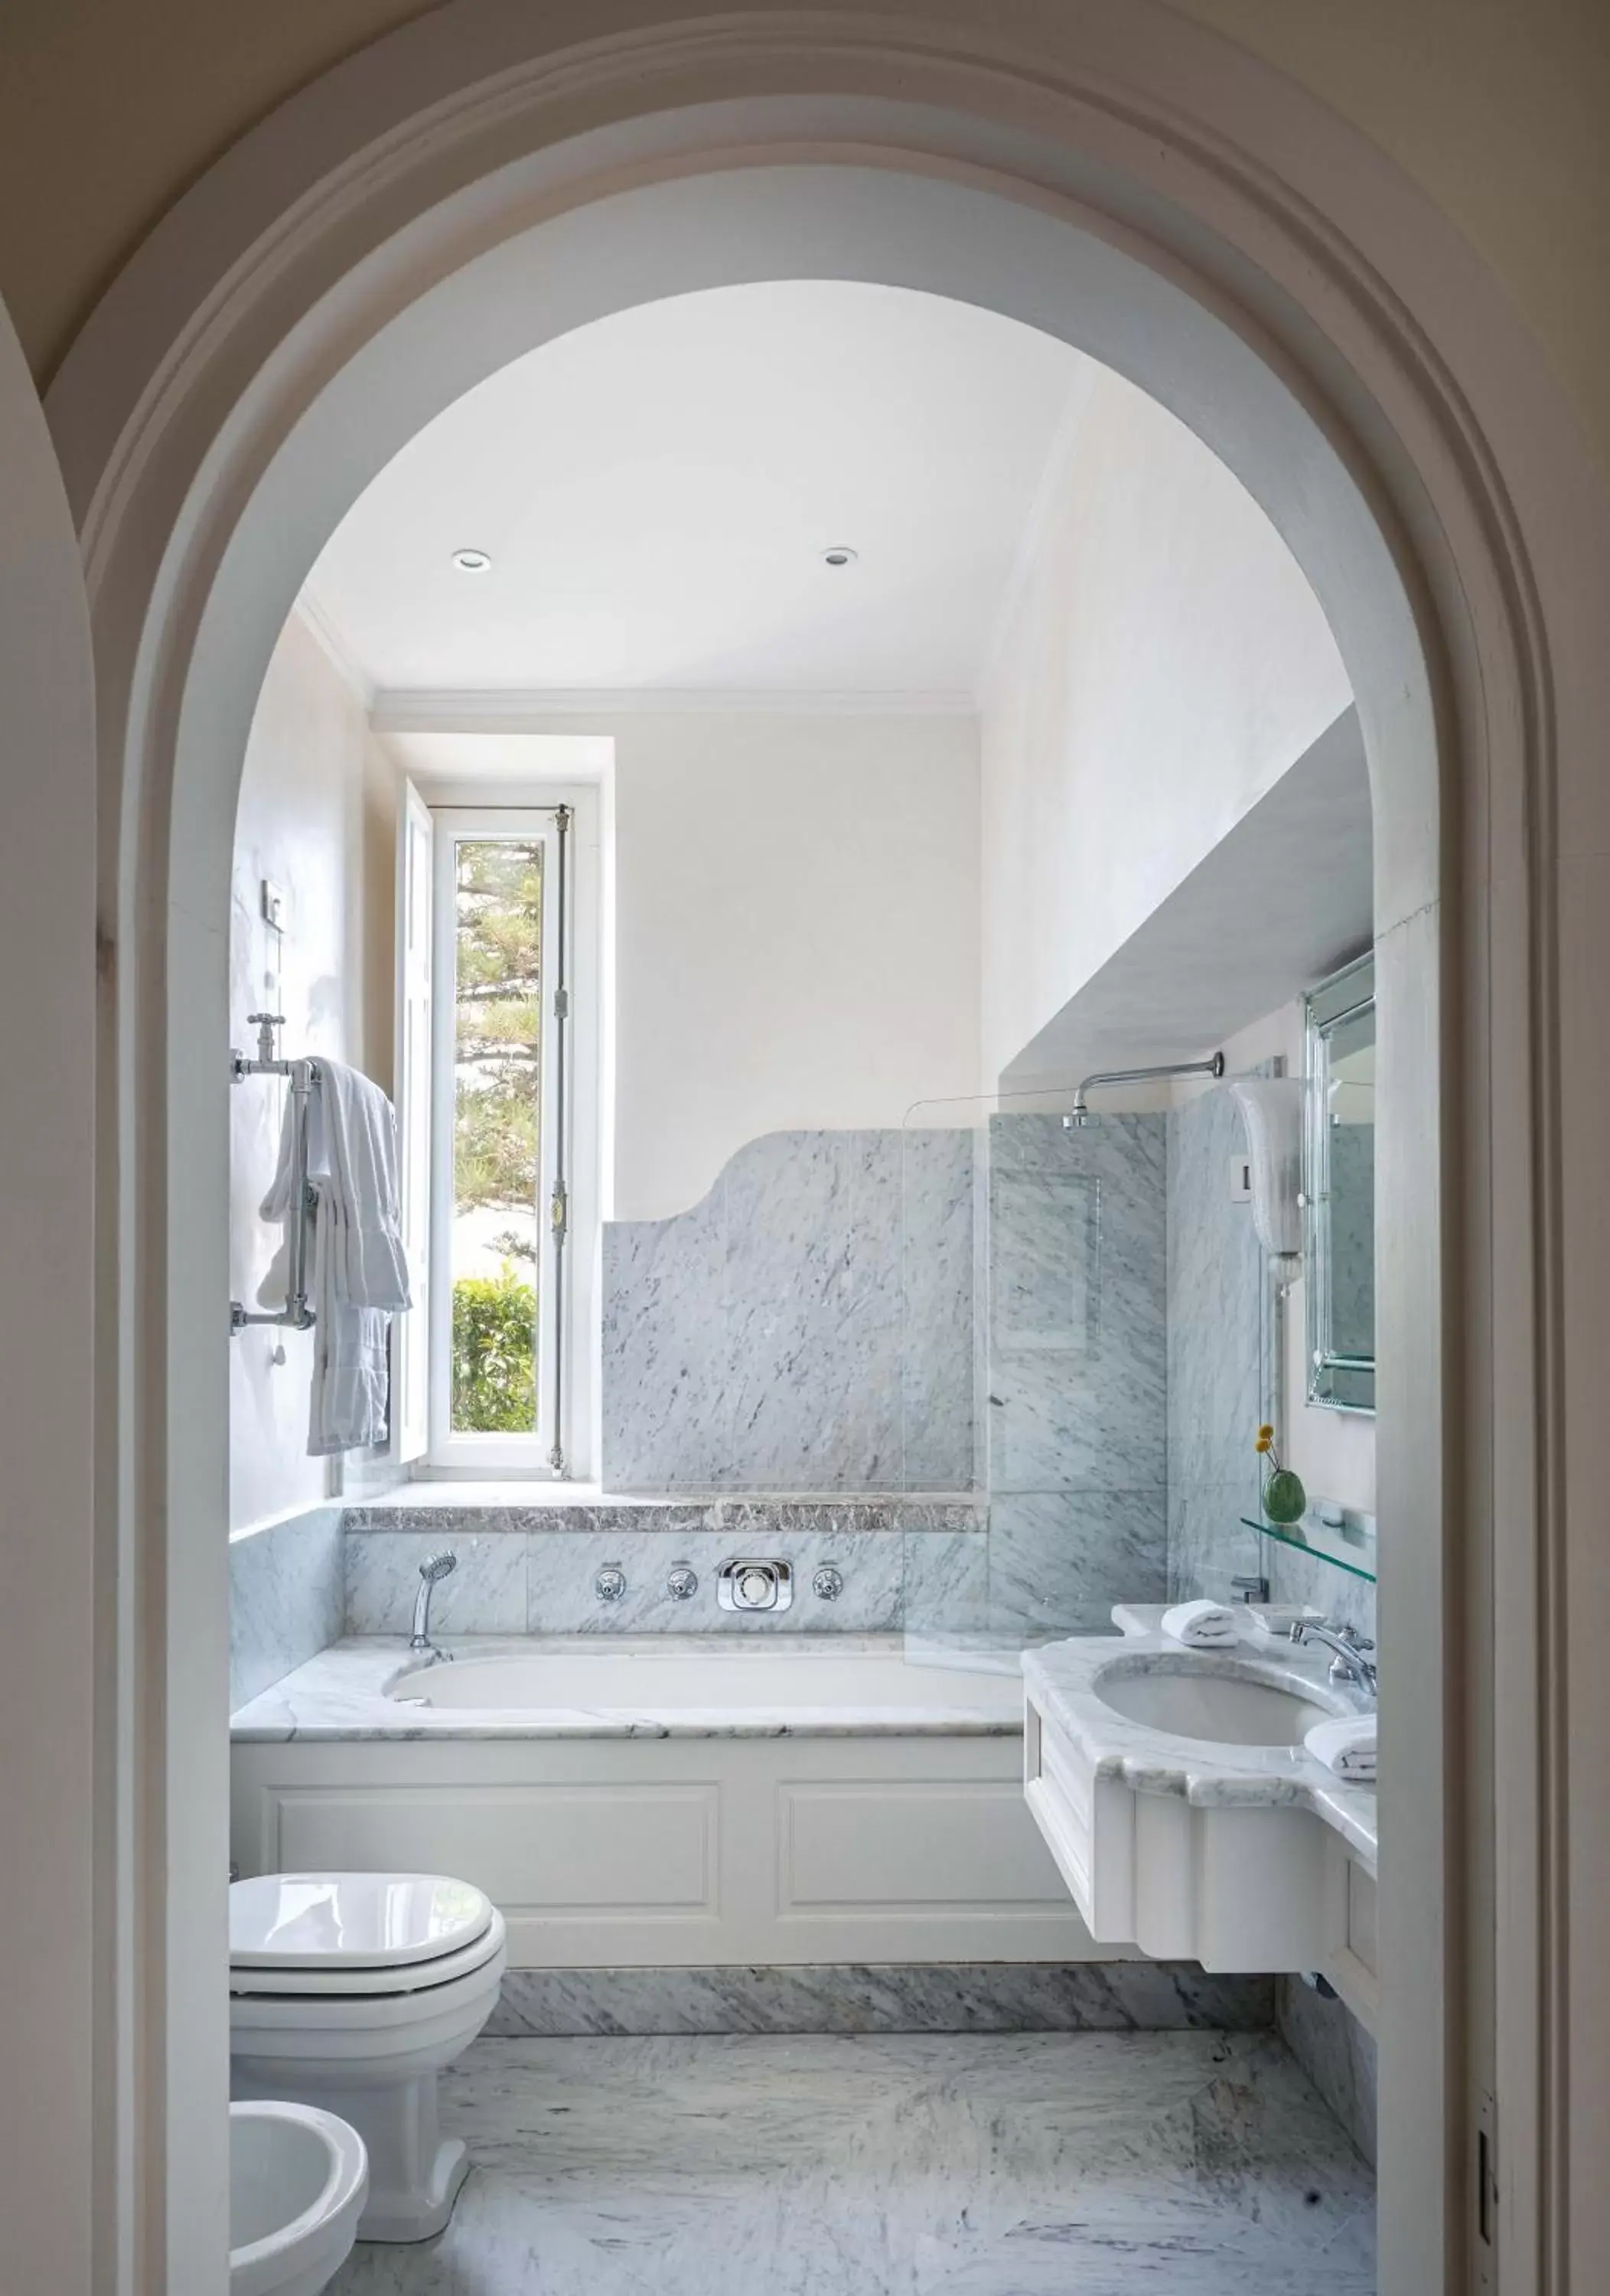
[229,1872,507,2242]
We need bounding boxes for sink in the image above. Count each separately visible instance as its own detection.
[1093,1658,1335,1747]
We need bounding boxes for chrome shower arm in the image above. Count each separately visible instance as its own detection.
[1065,1051,1224,1126]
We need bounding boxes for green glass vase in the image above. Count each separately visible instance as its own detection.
[1263,1467,1308,1525]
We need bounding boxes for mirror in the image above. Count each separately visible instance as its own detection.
[1305,951,1375,1412]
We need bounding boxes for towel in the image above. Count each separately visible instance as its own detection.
[1160,1599,1240,1648]
[1304,1715,1377,1782]
[260,1058,411,1455]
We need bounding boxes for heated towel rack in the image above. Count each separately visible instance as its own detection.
[230,1012,321,1337]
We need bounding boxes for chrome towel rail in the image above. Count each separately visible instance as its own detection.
[230,1013,321,1337]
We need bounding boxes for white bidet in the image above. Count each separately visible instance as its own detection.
[229,2100,367,2296]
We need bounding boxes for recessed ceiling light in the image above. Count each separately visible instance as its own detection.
[821,545,859,568]
[451,547,492,573]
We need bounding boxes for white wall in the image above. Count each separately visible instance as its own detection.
[981,365,1353,1087]
[531,709,983,1221]
[229,610,395,1531]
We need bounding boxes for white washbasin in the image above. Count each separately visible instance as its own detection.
[1092,1658,1336,1747]
[230,2100,368,2296]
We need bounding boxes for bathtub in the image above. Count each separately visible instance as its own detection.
[231,1635,1097,1966]
[386,1639,1026,1725]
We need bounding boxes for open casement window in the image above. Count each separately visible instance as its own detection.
[391,781,434,1462]
[395,799,589,1473]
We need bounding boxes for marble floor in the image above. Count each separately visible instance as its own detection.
[330,2030,1374,2295]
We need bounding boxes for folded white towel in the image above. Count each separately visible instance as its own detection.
[1305,1715,1377,1782]
[1160,1599,1240,1648]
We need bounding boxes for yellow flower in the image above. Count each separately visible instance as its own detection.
[1257,1424,1275,1442]
[1255,1433,1272,1453]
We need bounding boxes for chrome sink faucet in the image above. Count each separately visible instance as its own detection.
[1295,1619,1377,1699]
[409,1549,458,1664]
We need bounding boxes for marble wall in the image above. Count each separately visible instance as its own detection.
[483,1960,1274,2037]
[1165,1080,1378,1645]
[984,1112,1169,1633]
[1165,1085,1266,1606]
[601,1128,974,1492]
[341,1503,983,1639]
[1278,1975,1377,2165]
[229,1505,344,1710]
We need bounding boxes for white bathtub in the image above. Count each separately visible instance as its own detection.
[231,1635,1095,1967]
[387,1641,1025,1724]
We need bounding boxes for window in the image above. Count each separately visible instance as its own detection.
[396,790,599,1475]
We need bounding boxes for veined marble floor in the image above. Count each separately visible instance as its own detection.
[330,2030,1374,2295]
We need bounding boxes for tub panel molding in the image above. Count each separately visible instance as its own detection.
[232,1734,1093,1967]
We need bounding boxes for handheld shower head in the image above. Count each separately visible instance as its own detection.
[409,1548,458,1659]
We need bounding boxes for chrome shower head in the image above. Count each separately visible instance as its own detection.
[418,1548,458,1584]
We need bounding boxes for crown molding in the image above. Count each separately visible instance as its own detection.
[370,686,979,730]
[292,591,374,713]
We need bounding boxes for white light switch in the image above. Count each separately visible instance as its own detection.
[261,878,288,933]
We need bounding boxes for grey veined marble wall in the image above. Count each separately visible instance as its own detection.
[1166,1085,1267,1606]
[601,1130,974,1492]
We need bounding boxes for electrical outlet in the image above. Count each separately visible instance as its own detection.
[1230,1154,1253,1204]
[260,878,288,933]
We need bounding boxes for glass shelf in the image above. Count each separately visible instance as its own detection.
[1240,1514,1377,1585]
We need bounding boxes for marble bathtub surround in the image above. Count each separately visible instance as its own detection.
[601,1127,975,1491]
[229,1505,344,1711]
[1025,1606,1378,1866]
[230,1632,1030,1741]
[339,1515,988,1639]
[481,1959,1275,2037]
[327,2030,1375,2296]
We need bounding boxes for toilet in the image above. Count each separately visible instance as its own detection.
[229,1872,507,2242]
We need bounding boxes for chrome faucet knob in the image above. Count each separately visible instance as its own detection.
[666,1564,698,1601]
[595,1565,627,1604]
[812,1566,844,1602]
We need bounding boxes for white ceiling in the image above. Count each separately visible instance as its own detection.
[302,282,1089,699]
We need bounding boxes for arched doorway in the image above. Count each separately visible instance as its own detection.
[30,10,1607,2288]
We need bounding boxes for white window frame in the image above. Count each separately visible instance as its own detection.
[422,794,600,1476]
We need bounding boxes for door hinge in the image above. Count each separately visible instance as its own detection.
[1476,2089,1498,2282]
[553,984,570,1020]
[549,1178,569,1246]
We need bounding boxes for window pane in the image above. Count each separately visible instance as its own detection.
[450,839,543,1433]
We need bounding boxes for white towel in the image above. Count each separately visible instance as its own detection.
[1305,1715,1377,1782]
[1160,1599,1240,1648]
[259,1058,410,1455]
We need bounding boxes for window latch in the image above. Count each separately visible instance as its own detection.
[549,1177,569,1245]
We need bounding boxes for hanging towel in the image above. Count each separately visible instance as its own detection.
[1159,1598,1240,1648]
[1304,1715,1377,1783]
[259,1059,410,1455]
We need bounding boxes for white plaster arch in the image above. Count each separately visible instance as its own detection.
[37,10,1610,2291]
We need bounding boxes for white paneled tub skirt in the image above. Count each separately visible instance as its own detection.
[230,1636,1098,1965]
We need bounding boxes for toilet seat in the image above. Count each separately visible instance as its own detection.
[230,1909,506,1998]
[230,1873,493,1975]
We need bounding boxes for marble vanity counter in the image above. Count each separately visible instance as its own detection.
[230,1632,1027,1743]
[1023,1606,1377,1869]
